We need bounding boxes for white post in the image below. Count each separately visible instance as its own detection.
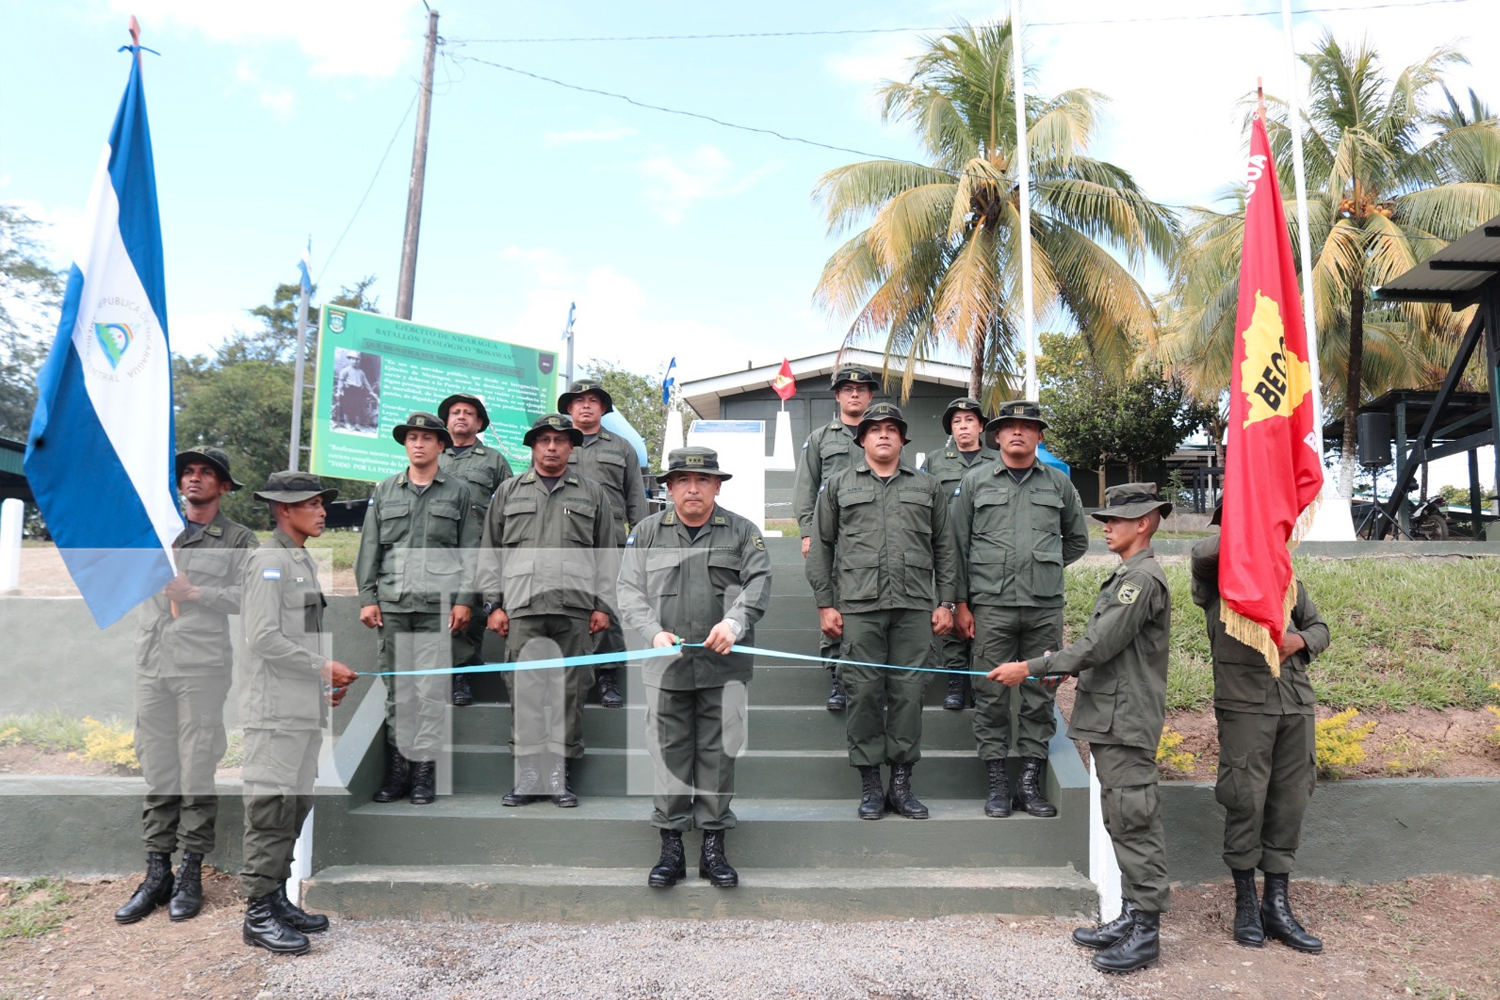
[661,409,685,468]
[1088,754,1122,921]
[289,282,311,471]
[288,807,314,906]
[0,498,22,594]
[1010,0,1038,401]
[768,407,796,472]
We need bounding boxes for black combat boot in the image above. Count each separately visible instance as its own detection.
[1014,757,1058,817]
[699,830,739,888]
[452,674,473,707]
[372,746,410,803]
[1092,908,1160,973]
[886,762,930,819]
[409,759,437,805]
[942,674,972,710]
[1073,901,1138,949]
[167,851,205,921]
[857,765,885,820]
[551,757,578,808]
[597,669,625,708]
[114,851,174,924]
[826,671,847,712]
[1231,868,1264,947]
[242,892,310,955]
[648,829,687,888]
[984,759,1012,818]
[1261,872,1322,953]
[271,880,330,933]
[503,754,543,806]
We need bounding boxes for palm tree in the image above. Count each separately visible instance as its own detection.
[1161,33,1500,498]
[812,21,1177,405]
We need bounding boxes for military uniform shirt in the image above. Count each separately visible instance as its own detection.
[806,461,958,613]
[919,440,998,496]
[617,505,773,690]
[479,469,614,618]
[950,460,1089,607]
[567,431,646,538]
[1030,547,1171,752]
[1190,534,1329,716]
[239,530,328,731]
[135,511,259,677]
[439,442,514,514]
[354,470,482,611]
[793,418,863,538]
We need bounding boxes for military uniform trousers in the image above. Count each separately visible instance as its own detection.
[646,683,747,832]
[240,727,321,899]
[507,613,593,760]
[838,609,930,767]
[591,544,627,671]
[135,671,231,854]
[1215,709,1316,874]
[1092,742,1170,914]
[451,612,507,695]
[971,604,1064,760]
[379,611,450,761]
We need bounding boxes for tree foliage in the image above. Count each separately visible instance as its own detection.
[0,206,63,440]
[582,358,668,472]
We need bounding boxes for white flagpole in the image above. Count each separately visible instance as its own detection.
[1280,0,1323,463]
[1010,0,1038,401]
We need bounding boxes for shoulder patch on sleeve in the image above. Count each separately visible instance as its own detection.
[625,534,636,546]
[752,534,765,550]
[953,486,961,497]
[1117,582,1141,605]
[262,568,282,580]
[802,438,810,450]
[818,482,826,494]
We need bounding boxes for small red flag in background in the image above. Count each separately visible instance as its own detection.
[1220,109,1324,676]
[772,358,796,401]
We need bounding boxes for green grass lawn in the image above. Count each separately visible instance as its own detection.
[255,528,362,571]
[1066,557,1500,713]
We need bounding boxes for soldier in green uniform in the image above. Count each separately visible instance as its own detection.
[792,364,881,712]
[239,471,358,955]
[951,400,1089,819]
[917,397,997,712]
[807,402,958,821]
[617,447,772,889]
[991,483,1173,974]
[1192,503,1328,954]
[437,392,514,707]
[559,378,647,709]
[480,414,614,807]
[116,448,258,926]
[355,412,482,806]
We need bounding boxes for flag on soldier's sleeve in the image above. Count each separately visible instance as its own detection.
[1219,107,1324,676]
[772,357,796,401]
[24,45,182,628]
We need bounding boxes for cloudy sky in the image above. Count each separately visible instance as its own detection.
[2,0,1495,391]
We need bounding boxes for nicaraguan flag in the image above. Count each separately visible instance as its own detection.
[297,238,312,296]
[661,356,676,405]
[25,49,181,628]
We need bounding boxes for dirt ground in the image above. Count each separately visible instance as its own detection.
[2,871,1495,1000]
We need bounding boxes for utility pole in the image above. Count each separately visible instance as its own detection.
[395,6,439,320]
[563,302,577,385]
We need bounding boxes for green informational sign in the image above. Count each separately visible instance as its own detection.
[310,306,559,482]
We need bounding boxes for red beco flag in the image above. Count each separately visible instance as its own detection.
[772,358,796,401]
[1221,110,1324,676]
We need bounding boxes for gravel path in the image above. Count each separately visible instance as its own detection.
[258,915,1128,1000]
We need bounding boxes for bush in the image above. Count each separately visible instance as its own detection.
[1156,726,1196,773]
[1315,709,1377,778]
[74,717,139,772]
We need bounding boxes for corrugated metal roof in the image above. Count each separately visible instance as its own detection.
[1374,212,1500,306]
[0,437,24,477]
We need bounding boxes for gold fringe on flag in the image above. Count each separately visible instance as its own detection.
[1219,581,1297,679]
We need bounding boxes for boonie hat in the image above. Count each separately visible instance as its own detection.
[557,378,615,414]
[438,393,490,431]
[175,447,244,491]
[1092,482,1173,522]
[855,401,909,445]
[253,470,338,504]
[942,397,988,435]
[831,364,880,391]
[987,399,1049,431]
[393,411,453,447]
[663,446,733,481]
[523,413,585,447]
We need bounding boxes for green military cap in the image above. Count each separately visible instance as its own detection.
[557,378,615,414]
[523,412,585,447]
[438,392,490,431]
[393,411,454,447]
[855,401,909,445]
[987,399,1049,431]
[831,364,880,391]
[253,470,339,504]
[1092,482,1173,522]
[941,397,988,435]
[663,445,733,481]
[175,447,244,491]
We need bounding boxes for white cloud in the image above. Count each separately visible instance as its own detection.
[636,146,778,224]
[112,0,420,77]
[542,126,638,148]
[232,57,298,119]
[167,308,245,359]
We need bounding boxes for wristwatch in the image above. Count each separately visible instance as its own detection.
[721,618,743,637]
[938,601,957,613]
[482,601,501,617]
